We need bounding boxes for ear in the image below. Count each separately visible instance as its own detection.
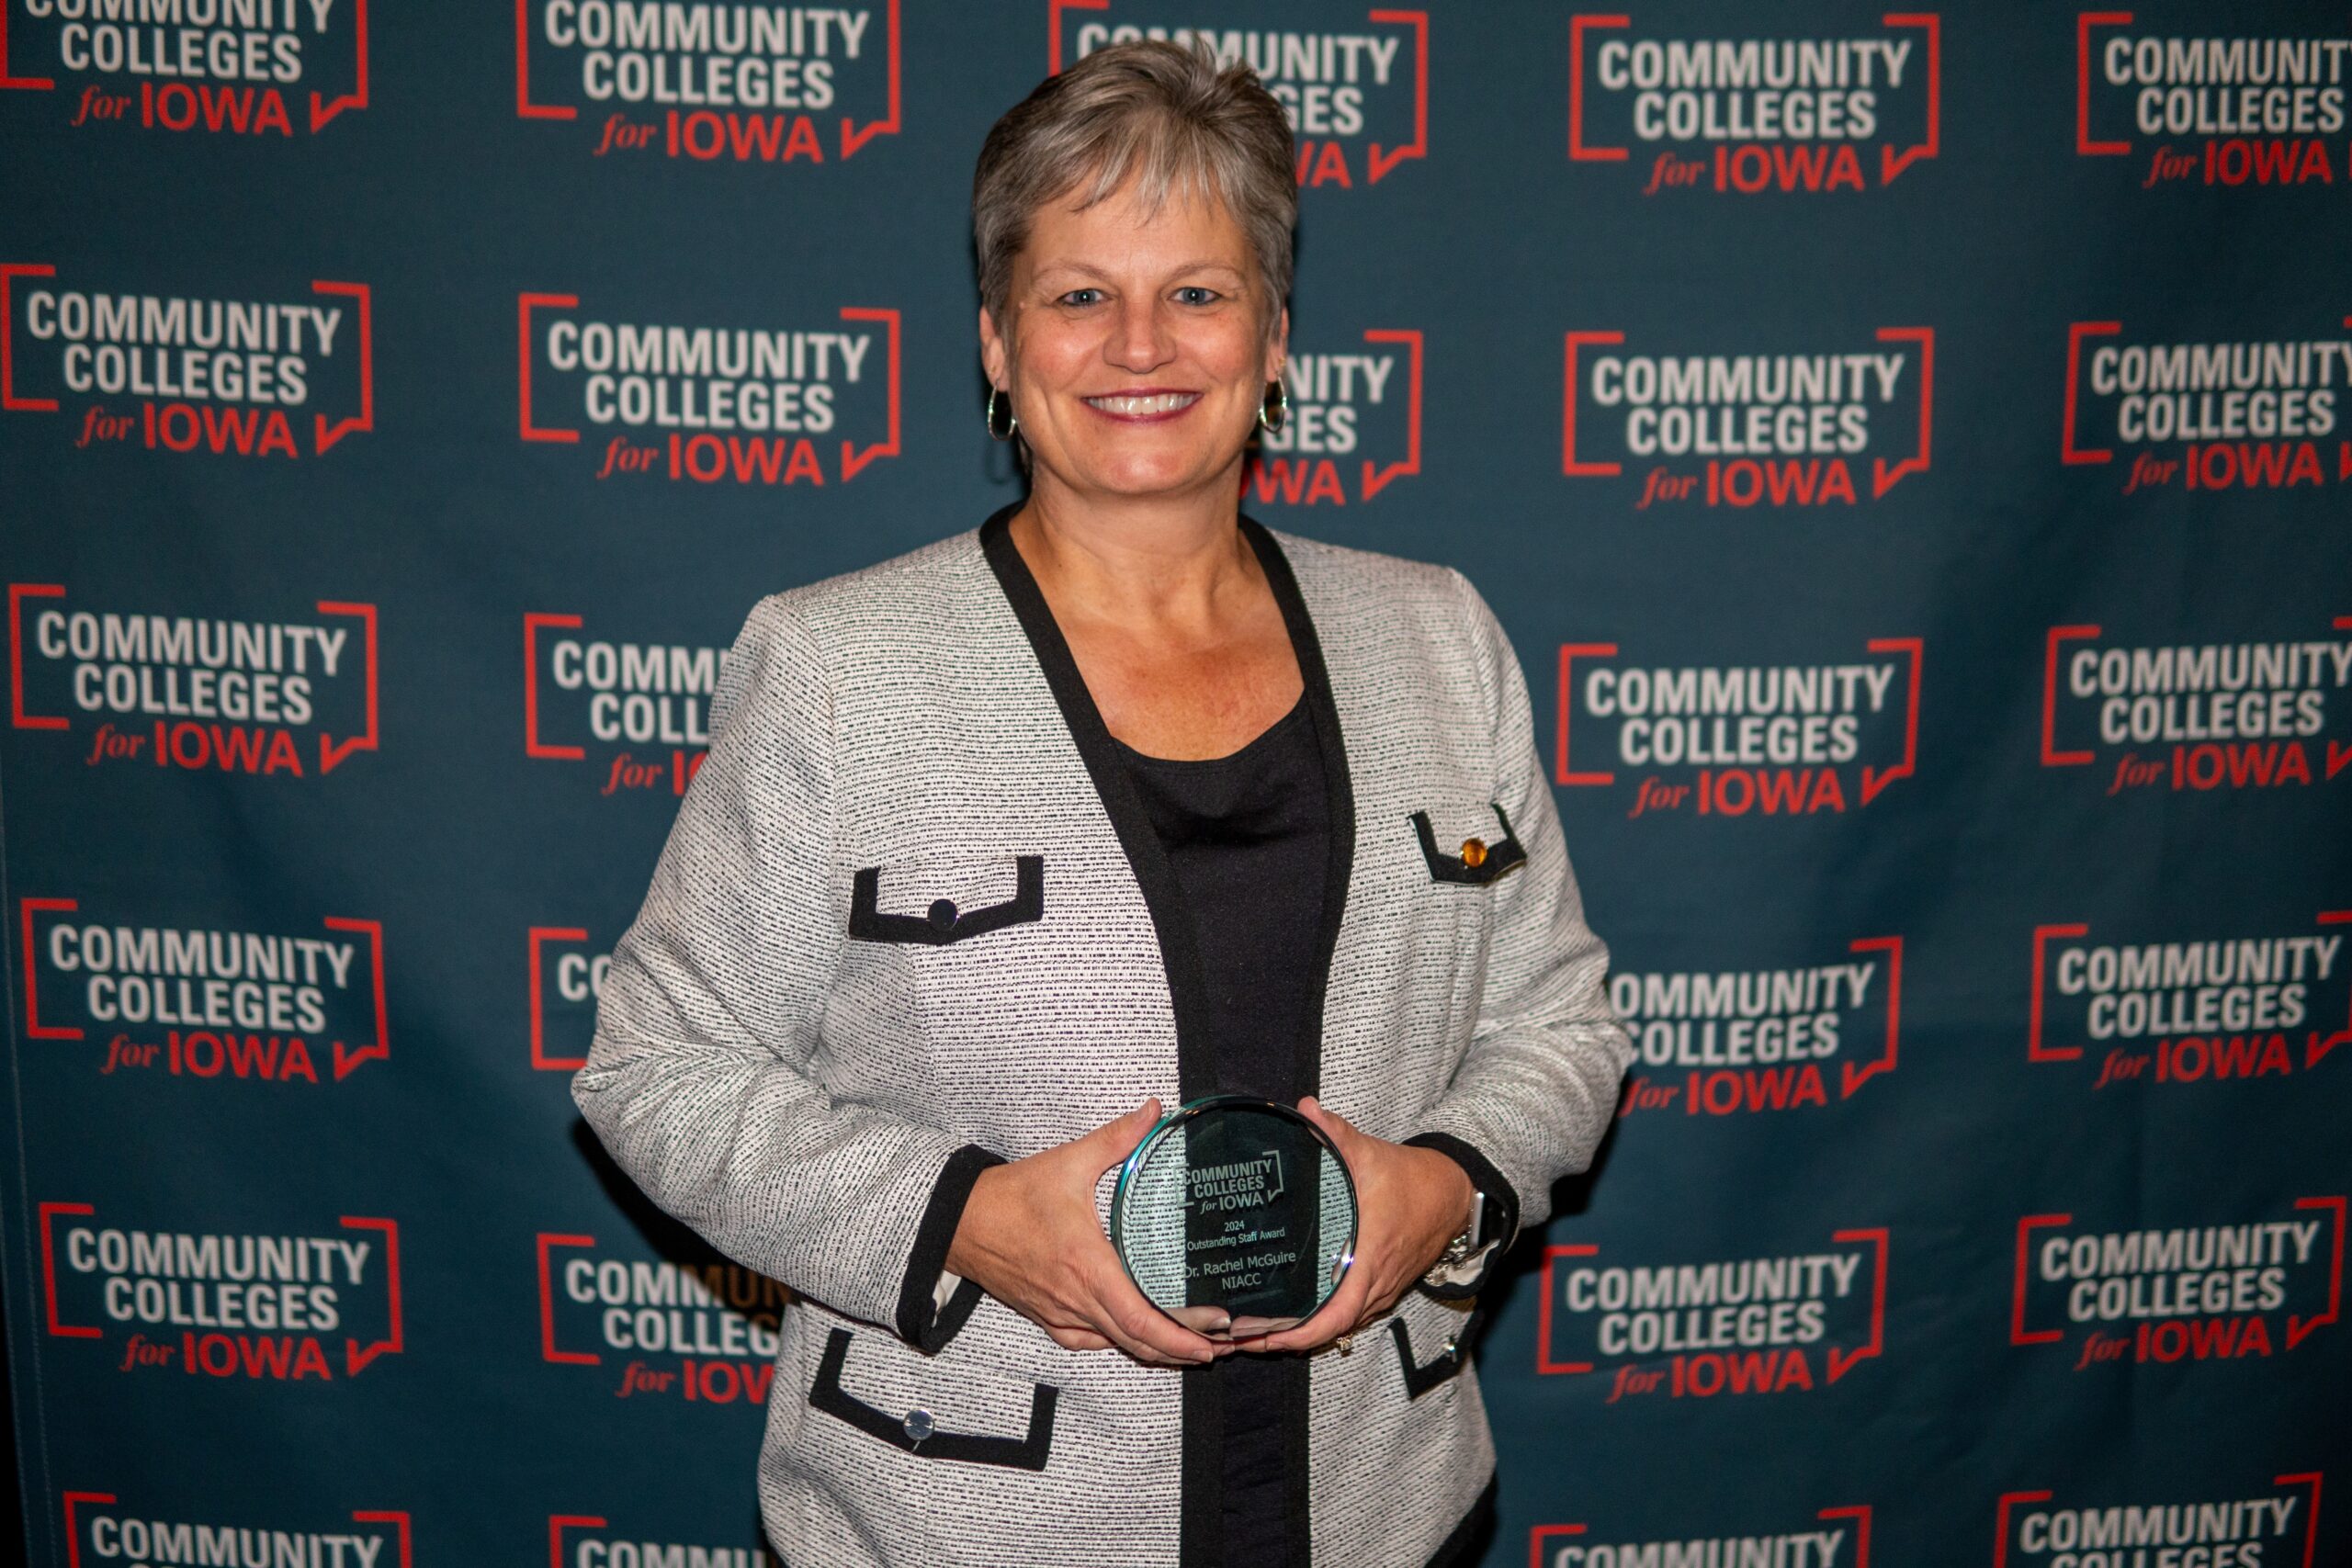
[978,304,1010,390]
[1262,305,1289,384]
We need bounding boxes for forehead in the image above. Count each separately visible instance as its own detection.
[1020,174,1251,273]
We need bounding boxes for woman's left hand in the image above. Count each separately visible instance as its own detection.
[1236,1096,1474,1355]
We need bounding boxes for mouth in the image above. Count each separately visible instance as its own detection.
[1081,390,1202,421]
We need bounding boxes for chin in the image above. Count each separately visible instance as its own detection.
[1081,460,1230,499]
[1059,438,1243,500]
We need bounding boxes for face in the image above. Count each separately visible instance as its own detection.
[980,174,1285,507]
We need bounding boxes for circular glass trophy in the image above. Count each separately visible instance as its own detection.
[1109,1095,1358,1337]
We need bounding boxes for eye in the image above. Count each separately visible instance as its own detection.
[1057,288,1103,308]
[1173,287,1222,306]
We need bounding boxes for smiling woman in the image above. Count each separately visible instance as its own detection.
[572,37,1633,1568]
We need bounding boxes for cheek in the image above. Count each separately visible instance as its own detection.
[1198,323,1271,382]
[1006,320,1088,386]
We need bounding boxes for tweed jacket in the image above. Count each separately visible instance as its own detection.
[572,508,1633,1568]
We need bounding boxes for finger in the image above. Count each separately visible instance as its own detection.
[1096,1315,1206,1369]
[1046,1326,1115,1352]
[1103,1294,1217,1366]
[1167,1303,1236,1339]
[1253,1271,1369,1355]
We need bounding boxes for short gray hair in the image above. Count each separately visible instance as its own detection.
[973,39,1296,332]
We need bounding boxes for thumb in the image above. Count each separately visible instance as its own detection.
[1296,1094,1351,1143]
[1093,1097,1166,1169]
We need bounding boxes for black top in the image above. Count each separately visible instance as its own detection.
[1114,691,1329,1567]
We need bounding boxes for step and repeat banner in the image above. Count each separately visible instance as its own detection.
[3,3,2347,1564]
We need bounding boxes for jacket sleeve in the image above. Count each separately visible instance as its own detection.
[1408,569,1634,1298]
[571,592,999,1352]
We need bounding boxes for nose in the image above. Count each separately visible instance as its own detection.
[1104,294,1175,375]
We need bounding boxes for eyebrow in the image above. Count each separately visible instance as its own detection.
[1030,259,1250,282]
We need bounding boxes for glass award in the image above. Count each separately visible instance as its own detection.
[1108,1095,1358,1337]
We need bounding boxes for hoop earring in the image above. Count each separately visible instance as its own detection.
[985,387,1018,441]
[1257,378,1289,434]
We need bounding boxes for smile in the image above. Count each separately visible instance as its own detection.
[1082,391,1202,419]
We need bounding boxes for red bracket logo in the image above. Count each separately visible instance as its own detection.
[311,281,374,453]
[2060,321,2120,464]
[1,264,58,412]
[839,306,901,480]
[1361,328,1422,499]
[531,926,595,1071]
[538,1233,602,1364]
[317,600,379,770]
[524,612,586,758]
[1872,326,1934,496]
[341,1215,403,1374]
[1841,936,1904,1099]
[326,917,392,1078]
[1860,637,1921,805]
[840,0,901,157]
[550,1517,613,1568]
[2075,12,2137,156]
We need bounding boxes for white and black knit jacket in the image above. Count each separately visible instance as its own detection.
[574,508,1633,1568]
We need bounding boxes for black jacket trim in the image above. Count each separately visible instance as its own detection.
[1424,1475,1498,1568]
[981,507,1356,1568]
[848,856,1044,945]
[1242,513,1353,1568]
[1401,1132,1521,1300]
[1390,1300,1487,1399]
[1410,802,1528,886]
[895,1144,1004,1352]
[808,1327,1057,1470]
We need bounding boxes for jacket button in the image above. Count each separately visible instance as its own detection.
[903,1407,935,1442]
[1459,838,1487,869]
[927,898,958,931]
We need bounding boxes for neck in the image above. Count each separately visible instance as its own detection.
[1012,467,1258,627]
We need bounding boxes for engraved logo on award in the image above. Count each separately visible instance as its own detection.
[1110,1096,1357,1337]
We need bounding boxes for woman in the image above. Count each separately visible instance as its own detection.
[573,39,1631,1568]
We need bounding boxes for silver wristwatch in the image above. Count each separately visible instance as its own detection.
[1422,1190,1487,1286]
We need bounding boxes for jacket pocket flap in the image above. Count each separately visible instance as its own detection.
[1408,802,1527,886]
[1391,1295,1484,1399]
[809,1326,1058,1470]
[848,855,1045,945]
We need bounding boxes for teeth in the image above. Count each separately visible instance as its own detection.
[1085,392,1199,415]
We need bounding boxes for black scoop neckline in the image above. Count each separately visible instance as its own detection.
[1110,689,1311,768]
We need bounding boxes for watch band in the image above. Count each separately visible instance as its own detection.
[1422,1188,1489,1287]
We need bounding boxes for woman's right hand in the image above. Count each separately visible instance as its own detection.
[945,1098,1227,1368]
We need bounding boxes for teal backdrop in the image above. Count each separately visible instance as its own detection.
[3,2,2348,1563]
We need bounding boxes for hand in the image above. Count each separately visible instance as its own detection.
[945,1099,1230,1368]
[1238,1097,1474,1356]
